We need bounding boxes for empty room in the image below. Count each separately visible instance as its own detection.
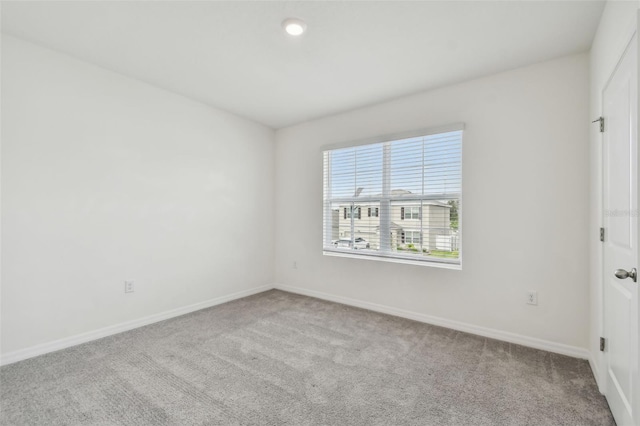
[1,0,639,425]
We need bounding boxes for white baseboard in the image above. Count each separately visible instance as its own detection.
[2,283,593,368]
[274,284,591,360]
[0,285,273,366]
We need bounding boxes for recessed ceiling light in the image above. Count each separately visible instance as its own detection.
[282,18,306,36]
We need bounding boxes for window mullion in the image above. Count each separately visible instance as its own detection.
[420,138,425,253]
[380,142,391,252]
[351,149,357,246]
[323,152,333,246]
[350,203,355,246]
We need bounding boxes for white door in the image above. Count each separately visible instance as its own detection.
[603,34,639,426]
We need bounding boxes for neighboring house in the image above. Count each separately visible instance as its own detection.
[333,190,456,252]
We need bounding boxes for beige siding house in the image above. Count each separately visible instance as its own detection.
[333,201,454,252]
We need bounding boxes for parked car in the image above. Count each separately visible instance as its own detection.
[333,238,370,249]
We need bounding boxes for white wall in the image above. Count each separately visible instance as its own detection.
[589,0,639,389]
[1,36,275,358]
[275,53,590,353]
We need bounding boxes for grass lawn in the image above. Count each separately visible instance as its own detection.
[429,250,459,259]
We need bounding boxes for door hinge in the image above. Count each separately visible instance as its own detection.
[593,116,605,133]
[600,227,605,242]
[600,337,606,352]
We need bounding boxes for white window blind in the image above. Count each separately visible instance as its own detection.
[323,128,462,266]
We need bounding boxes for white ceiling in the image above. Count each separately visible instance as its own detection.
[2,1,604,129]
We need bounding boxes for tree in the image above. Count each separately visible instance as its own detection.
[448,200,459,230]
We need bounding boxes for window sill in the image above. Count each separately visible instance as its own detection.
[322,248,462,270]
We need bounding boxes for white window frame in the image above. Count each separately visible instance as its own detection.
[404,230,422,244]
[345,206,360,219]
[405,206,421,220]
[322,123,463,269]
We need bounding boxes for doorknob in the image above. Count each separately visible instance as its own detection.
[614,268,637,282]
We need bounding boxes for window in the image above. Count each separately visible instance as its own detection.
[344,207,361,219]
[404,231,422,244]
[403,206,421,220]
[323,126,462,267]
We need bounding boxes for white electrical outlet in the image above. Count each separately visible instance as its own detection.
[124,281,135,293]
[292,261,298,270]
[526,290,538,305]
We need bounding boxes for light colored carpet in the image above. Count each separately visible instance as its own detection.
[1,289,613,425]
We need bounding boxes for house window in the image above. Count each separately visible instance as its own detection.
[404,231,422,244]
[403,206,420,220]
[344,207,361,219]
[322,125,462,267]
